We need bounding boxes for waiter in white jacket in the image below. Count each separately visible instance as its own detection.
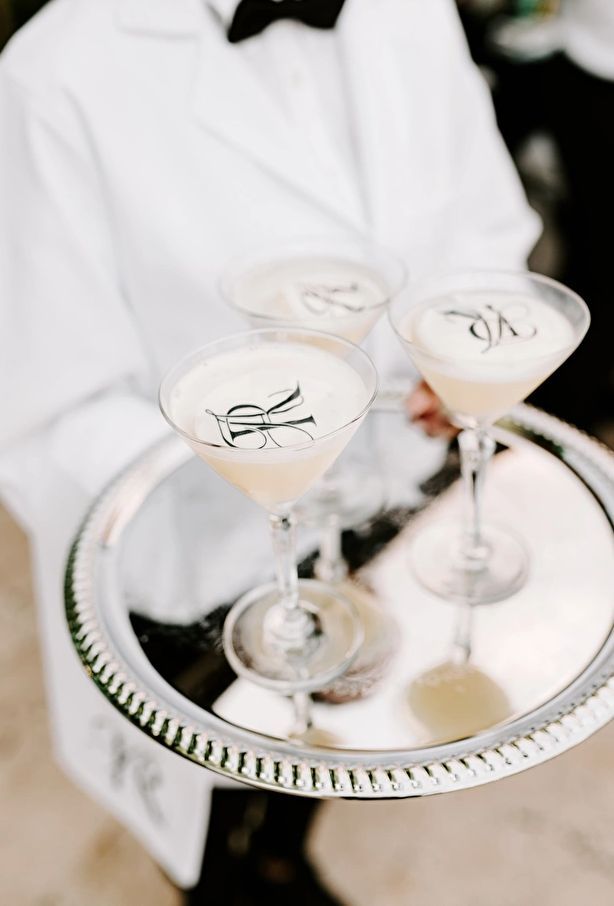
[0,0,540,890]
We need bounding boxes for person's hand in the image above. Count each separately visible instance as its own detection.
[405,381,458,439]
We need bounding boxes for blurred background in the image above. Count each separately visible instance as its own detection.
[1,1,613,904]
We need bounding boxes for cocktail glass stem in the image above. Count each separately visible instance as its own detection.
[315,513,348,584]
[452,600,473,664]
[290,692,313,738]
[458,428,495,571]
[265,510,315,651]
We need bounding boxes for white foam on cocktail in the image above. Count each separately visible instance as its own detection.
[169,343,370,509]
[402,292,576,421]
[232,257,388,344]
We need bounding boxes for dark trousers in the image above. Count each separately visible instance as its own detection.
[186,789,341,905]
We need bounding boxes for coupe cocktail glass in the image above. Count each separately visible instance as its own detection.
[390,270,590,604]
[220,236,406,345]
[159,328,378,693]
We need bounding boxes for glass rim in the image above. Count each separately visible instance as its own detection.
[388,268,591,369]
[218,237,408,321]
[159,326,379,453]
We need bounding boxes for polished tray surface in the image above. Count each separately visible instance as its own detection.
[66,403,614,797]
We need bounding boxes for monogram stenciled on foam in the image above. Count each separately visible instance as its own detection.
[443,303,537,352]
[206,382,317,449]
[297,281,365,315]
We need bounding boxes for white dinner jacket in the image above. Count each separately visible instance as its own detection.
[0,0,540,886]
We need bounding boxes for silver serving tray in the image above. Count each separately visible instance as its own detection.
[65,403,614,798]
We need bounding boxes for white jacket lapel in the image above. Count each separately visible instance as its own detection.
[117,0,203,37]
[116,0,366,229]
[191,10,366,228]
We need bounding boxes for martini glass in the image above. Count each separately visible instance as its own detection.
[389,270,590,604]
[221,237,406,580]
[159,328,378,695]
[220,236,406,344]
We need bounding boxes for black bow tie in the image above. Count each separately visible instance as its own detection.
[227,0,346,44]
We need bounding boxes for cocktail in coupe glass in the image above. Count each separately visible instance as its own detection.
[220,236,406,346]
[159,328,378,695]
[221,237,406,579]
[390,270,590,605]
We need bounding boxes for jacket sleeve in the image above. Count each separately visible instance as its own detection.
[438,0,542,270]
[0,67,168,524]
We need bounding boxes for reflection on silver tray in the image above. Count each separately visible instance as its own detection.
[66,403,614,798]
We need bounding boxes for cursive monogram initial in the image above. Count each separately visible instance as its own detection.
[297,282,365,315]
[443,303,537,352]
[207,382,317,449]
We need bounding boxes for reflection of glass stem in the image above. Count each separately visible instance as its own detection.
[290,692,313,738]
[314,513,348,584]
[266,511,314,649]
[452,600,473,664]
[458,428,495,571]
